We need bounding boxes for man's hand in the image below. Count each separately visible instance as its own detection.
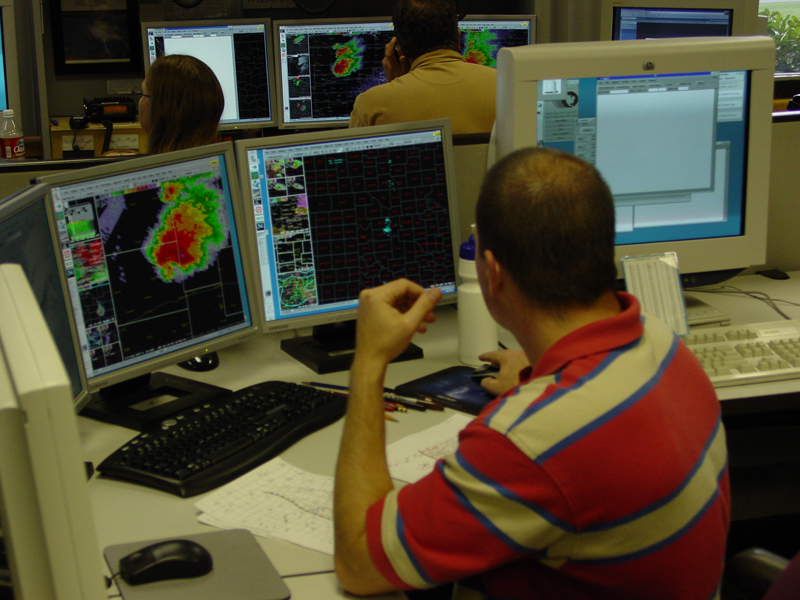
[478,350,531,396]
[382,37,410,82]
[355,279,442,365]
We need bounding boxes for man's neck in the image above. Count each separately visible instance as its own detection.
[515,290,622,366]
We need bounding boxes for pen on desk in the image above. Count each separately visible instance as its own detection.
[303,381,348,393]
[384,392,445,411]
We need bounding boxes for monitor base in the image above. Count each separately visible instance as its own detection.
[80,372,230,431]
[281,321,424,374]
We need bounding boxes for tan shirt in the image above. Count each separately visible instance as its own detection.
[349,49,496,135]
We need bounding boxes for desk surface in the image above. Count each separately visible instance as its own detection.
[82,271,800,599]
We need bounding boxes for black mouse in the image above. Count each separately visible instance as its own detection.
[118,539,213,585]
[470,363,500,383]
[178,351,220,372]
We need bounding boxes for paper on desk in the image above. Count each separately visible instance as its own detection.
[386,413,473,483]
[194,414,472,555]
[195,458,335,555]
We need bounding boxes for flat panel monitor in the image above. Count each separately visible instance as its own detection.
[274,16,533,129]
[494,36,774,289]
[600,0,760,40]
[142,19,276,130]
[459,15,534,67]
[0,183,88,410]
[38,143,259,429]
[236,120,459,372]
[0,0,21,113]
[0,264,106,600]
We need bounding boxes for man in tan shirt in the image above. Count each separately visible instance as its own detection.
[349,0,496,135]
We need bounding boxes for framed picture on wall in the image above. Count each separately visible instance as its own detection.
[51,0,142,75]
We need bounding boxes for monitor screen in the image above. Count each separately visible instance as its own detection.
[459,16,534,67]
[600,0,760,40]
[494,36,775,282]
[274,16,533,128]
[142,19,276,130]
[0,184,87,409]
[38,143,258,393]
[612,7,733,39]
[236,120,459,334]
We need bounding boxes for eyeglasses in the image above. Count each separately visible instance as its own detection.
[129,89,151,101]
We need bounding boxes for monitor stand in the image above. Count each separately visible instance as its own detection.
[80,372,231,431]
[280,320,424,374]
[684,293,731,328]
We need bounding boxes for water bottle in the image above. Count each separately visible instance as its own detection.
[457,227,498,366]
[0,109,25,160]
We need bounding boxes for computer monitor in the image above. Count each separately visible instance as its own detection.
[0,0,22,113]
[600,0,760,40]
[274,16,533,129]
[0,263,106,600]
[459,15,534,67]
[38,142,260,429]
[274,17,395,129]
[236,119,460,373]
[0,183,88,410]
[494,36,775,291]
[142,19,277,130]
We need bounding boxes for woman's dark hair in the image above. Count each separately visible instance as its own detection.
[145,55,224,154]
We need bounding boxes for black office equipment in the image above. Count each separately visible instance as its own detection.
[97,381,346,497]
[119,539,213,585]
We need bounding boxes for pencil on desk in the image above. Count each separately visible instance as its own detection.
[385,413,398,422]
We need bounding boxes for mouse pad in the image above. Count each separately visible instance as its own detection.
[104,529,290,600]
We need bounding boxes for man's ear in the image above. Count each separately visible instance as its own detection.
[483,249,504,298]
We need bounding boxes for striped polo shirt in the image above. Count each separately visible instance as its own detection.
[367,292,729,600]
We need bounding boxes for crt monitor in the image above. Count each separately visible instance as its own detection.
[0,0,21,113]
[600,0,761,40]
[494,36,775,289]
[0,183,88,410]
[142,19,276,130]
[274,16,533,129]
[236,119,460,373]
[38,142,259,430]
[0,264,106,600]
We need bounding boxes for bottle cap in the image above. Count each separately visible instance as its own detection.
[2,109,13,119]
[459,234,476,260]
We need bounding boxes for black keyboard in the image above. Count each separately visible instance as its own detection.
[96,381,347,497]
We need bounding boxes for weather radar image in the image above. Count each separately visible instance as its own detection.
[244,126,458,328]
[49,154,251,378]
[277,20,395,126]
[460,19,532,68]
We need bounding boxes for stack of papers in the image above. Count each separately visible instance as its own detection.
[195,414,473,554]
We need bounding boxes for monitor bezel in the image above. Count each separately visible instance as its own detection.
[141,18,278,131]
[0,0,22,114]
[235,119,461,334]
[0,183,90,412]
[273,16,394,130]
[37,142,261,393]
[494,36,775,279]
[599,0,761,41]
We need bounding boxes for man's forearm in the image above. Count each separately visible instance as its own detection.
[333,354,396,594]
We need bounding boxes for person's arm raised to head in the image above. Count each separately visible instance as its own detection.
[382,36,411,83]
[333,279,442,595]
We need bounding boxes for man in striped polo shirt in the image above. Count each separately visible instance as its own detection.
[333,147,729,600]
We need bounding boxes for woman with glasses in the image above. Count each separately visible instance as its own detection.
[136,54,224,155]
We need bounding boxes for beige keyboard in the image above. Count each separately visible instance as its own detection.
[684,320,800,388]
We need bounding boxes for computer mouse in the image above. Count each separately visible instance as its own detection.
[118,539,213,585]
[470,363,500,383]
[178,351,220,372]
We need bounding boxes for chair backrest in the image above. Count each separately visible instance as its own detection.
[764,550,800,600]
